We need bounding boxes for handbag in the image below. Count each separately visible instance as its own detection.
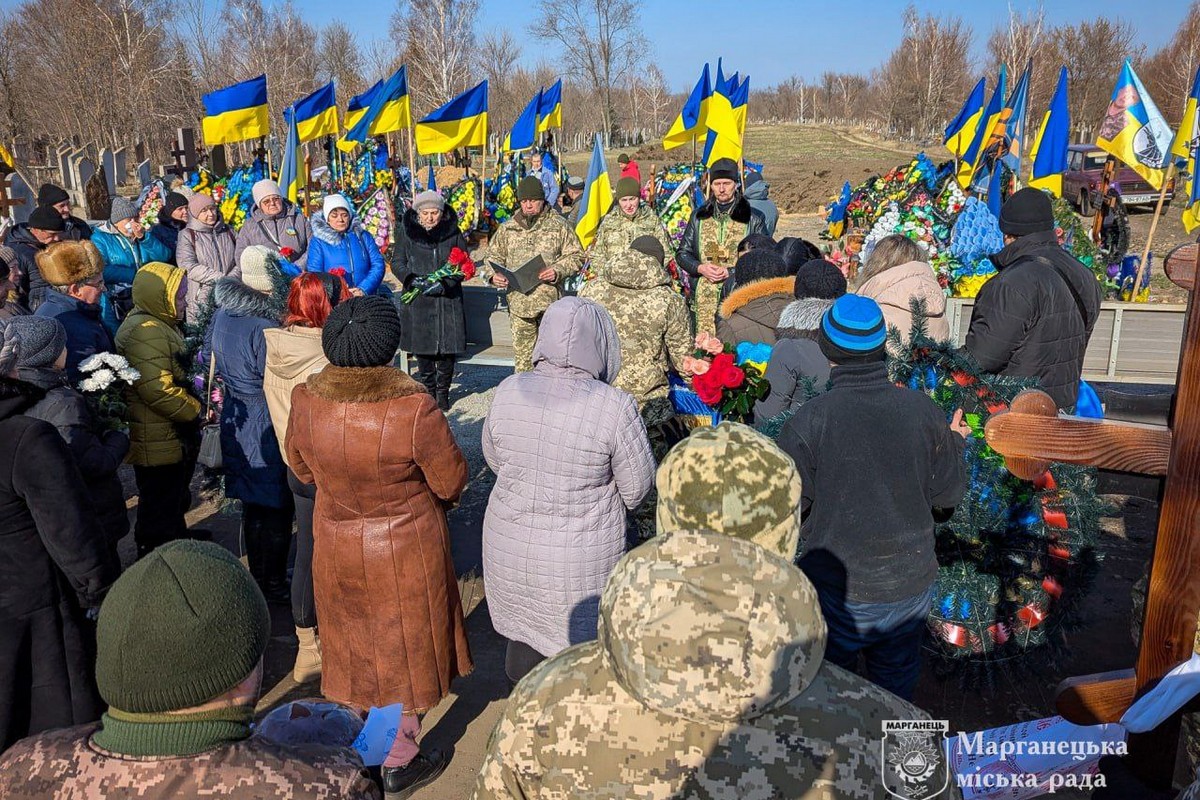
[197,351,223,469]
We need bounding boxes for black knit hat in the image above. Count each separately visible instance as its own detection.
[709,157,739,183]
[794,258,847,300]
[737,233,776,254]
[733,247,786,286]
[8,315,66,368]
[95,540,269,713]
[161,191,188,220]
[28,205,65,232]
[617,153,630,164]
[37,183,69,206]
[517,176,545,202]
[818,295,887,363]
[999,187,1054,236]
[630,235,664,265]
[322,295,402,368]
[778,237,822,275]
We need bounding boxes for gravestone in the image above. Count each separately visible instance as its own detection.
[76,156,96,191]
[113,147,127,185]
[4,173,33,224]
[209,143,228,177]
[85,170,110,221]
[68,148,88,189]
[134,141,145,164]
[100,148,116,195]
[57,146,73,189]
[136,159,151,188]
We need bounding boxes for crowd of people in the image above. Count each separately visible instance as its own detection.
[0,148,1121,799]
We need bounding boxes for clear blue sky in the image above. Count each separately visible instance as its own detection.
[290,0,1185,91]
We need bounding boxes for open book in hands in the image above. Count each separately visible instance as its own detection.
[489,255,547,295]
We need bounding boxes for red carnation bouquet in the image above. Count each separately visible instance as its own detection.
[400,246,476,304]
[679,332,770,422]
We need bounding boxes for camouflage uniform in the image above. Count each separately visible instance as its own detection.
[483,207,583,372]
[588,204,674,283]
[0,722,382,799]
[473,531,933,800]
[578,249,691,406]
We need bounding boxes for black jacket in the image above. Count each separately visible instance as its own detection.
[778,360,966,603]
[7,224,48,305]
[148,218,185,264]
[0,376,117,750]
[676,194,768,278]
[61,216,92,242]
[19,367,130,549]
[966,230,1102,410]
[389,208,469,356]
[34,289,114,384]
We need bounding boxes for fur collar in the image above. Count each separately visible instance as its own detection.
[311,211,364,246]
[0,375,45,420]
[305,365,425,403]
[402,207,461,246]
[719,276,795,319]
[213,278,283,322]
[695,194,753,223]
[776,298,834,339]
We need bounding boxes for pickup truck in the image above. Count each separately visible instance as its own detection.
[1063,144,1174,214]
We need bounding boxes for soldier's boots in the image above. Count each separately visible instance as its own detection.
[382,750,448,798]
[293,626,322,683]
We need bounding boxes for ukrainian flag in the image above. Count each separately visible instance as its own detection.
[1097,60,1175,190]
[663,64,711,150]
[346,67,412,146]
[703,73,749,166]
[999,64,1032,175]
[292,82,339,143]
[279,107,303,204]
[415,81,488,155]
[575,135,612,248]
[944,78,985,160]
[537,80,562,132]
[1029,67,1071,196]
[1175,66,1200,232]
[704,60,741,145]
[504,89,542,152]
[201,75,269,146]
[956,66,1006,189]
[337,82,378,153]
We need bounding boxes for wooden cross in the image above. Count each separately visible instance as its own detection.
[984,239,1200,790]
[163,128,197,179]
[0,177,26,220]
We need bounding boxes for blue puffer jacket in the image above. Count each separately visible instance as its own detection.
[34,290,114,385]
[205,278,289,509]
[301,212,387,295]
[91,223,173,335]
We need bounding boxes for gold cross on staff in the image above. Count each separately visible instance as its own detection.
[982,239,1200,791]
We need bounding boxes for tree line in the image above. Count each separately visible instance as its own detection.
[0,0,1197,169]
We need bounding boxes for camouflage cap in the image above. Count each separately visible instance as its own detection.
[599,531,826,724]
[656,421,802,559]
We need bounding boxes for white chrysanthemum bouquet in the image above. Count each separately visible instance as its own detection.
[77,352,140,431]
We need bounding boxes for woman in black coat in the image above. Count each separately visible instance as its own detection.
[0,321,119,752]
[390,191,469,411]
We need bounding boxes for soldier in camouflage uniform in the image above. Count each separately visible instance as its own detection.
[0,540,380,800]
[483,176,583,373]
[473,527,933,800]
[676,157,769,336]
[587,177,673,283]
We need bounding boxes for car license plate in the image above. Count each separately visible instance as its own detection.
[1124,193,1155,204]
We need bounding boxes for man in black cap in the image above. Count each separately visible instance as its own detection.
[966,187,1101,410]
[561,175,585,226]
[676,157,768,335]
[37,183,92,241]
[7,205,66,311]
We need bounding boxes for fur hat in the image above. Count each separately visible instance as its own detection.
[37,183,69,207]
[412,190,444,212]
[28,205,65,232]
[517,176,545,202]
[35,240,103,287]
[239,245,278,293]
[615,177,640,200]
[109,196,138,224]
[323,193,351,218]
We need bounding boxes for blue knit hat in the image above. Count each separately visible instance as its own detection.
[818,295,886,363]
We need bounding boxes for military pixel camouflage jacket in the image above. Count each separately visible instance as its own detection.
[483,207,583,320]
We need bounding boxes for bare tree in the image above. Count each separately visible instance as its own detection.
[318,21,365,101]
[638,64,671,135]
[1045,19,1141,141]
[528,0,645,138]
[987,4,1045,87]
[1142,1,1200,125]
[362,37,403,85]
[877,5,973,138]
[391,0,478,114]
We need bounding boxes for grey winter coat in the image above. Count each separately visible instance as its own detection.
[234,202,312,269]
[743,175,779,236]
[756,297,834,422]
[481,297,655,658]
[177,218,239,322]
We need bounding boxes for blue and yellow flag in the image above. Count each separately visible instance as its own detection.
[956,67,1006,189]
[292,82,339,143]
[944,78,985,159]
[1175,66,1200,232]
[279,107,303,204]
[336,82,377,153]
[201,75,269,145]
[415,80,488,155]
[504,88,542,152]
[346,67,411,146]
[575,135,612,248]
[663,64,711,150]
[537,80,562,133]
[703,73,749,166]
[704,60,741,146]
[1097,60,1175,190]
[1029,67,1071,197]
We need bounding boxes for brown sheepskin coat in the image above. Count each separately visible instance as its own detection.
[285,365,472,712]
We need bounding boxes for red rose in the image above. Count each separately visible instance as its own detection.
[448,247,469,266]
[720,365,745,389]
[461,260,476,281]
[693,375,723,406]
[279,246,297,260]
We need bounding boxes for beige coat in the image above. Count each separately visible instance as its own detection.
[263,325,328,470]
[856,260,950,348]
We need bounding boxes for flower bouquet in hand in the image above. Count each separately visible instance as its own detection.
[679,333,771,423]
[400,247,477,304]
[77,353,140,432]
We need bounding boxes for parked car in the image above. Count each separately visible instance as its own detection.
[1064,144,1174,214]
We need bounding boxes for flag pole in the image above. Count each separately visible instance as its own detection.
[406,124,417,192]
[1131,162,1176,300]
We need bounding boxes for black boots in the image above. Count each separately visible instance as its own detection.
[415,356,456,412]
[381,751,448,798]
[243,503,291,604]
